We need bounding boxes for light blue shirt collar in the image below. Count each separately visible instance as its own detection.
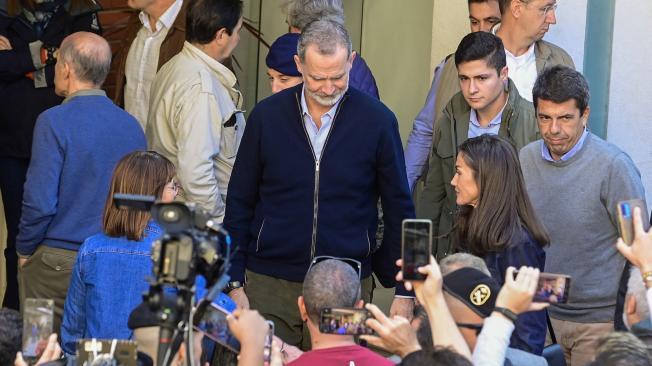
[468,102,505,138]
[300,88,343,160]
[541,128,589,162]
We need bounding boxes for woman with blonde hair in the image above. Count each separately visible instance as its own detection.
[61,151,178,354]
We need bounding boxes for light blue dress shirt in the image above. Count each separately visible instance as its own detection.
[468,106,504,138]
[541,128,589,162]
[300,88,342,160]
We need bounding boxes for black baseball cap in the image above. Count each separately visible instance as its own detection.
[442,267,500,318]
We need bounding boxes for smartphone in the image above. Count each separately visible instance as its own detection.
[263,321,274,366]
[22,298,54,362]
[319,308,373,335]
[617,199,650,245]
[402,219,433,280]
[194,303,240,353]
[76,339,137,366]
[533,272,571,304]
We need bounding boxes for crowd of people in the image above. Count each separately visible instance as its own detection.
[0,0,650,365]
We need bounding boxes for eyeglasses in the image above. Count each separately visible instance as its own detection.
[519,0,557,16]
[456,323,483,336]
[165,180,181,193]
[308,255,362,282]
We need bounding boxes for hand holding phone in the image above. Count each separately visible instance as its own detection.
[401,219,432,281]
[319,308,373,335]
[511,269,571,304]
[22,298,54,362]
[617,199,650,245]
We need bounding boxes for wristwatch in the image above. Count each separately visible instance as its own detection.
[224,280,243,294]
[493,306,518,323]
[643,271,652,289]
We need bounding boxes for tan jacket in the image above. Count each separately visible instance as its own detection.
[106,5,186,106]
[146,42,245,222]
[417,79,540,259]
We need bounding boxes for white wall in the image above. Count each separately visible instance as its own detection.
[607,0,652,205]
[543,0,587,72]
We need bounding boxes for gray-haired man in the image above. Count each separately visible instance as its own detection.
[224,19,415,347]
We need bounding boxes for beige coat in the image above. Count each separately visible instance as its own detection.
[146,42,245,222]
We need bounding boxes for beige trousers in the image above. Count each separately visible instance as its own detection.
[547,317,613,366]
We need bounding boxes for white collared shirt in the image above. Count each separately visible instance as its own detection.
[505,43,537,102]
[124,0,183,130]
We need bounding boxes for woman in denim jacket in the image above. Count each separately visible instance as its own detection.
[61,151,177,354]
[450,134,550,355]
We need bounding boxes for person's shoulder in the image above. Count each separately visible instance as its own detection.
[251,84,300,118]
[535,39,574,66]
[519,140,542,159]
[78,232,115,255]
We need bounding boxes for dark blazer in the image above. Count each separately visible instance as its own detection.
[0,0,100,158]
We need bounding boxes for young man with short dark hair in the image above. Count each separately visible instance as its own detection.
[418,31,539,261]
[147,0,245,223]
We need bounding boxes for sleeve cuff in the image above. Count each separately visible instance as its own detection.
[394,282,415,297]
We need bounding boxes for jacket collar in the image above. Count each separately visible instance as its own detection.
[534,40,552,73]
[182,42,241,106]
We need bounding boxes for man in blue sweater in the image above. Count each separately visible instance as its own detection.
[224,19,415,348]
[16,31,146,333]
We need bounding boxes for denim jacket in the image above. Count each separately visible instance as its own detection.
[61,221,162,354]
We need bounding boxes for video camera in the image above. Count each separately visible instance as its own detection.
[114,194,232,366]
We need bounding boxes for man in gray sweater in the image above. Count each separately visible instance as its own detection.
[520,65,645,366]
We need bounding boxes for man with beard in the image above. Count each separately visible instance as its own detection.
[224,19,415,348]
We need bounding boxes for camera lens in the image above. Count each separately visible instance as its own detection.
[162,207,181,223]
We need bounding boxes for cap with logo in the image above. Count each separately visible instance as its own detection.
[442,267,501,318]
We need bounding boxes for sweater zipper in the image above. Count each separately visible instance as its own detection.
[295,93,348,260]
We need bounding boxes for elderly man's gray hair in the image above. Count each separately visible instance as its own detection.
[440,253,491,276]
[303,259,360,323]
[297,19,352,63]
[59,31,112,87]
[280,0,345,30]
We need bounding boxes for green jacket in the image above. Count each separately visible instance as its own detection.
[416,79,540,259]
[432,40,574,145]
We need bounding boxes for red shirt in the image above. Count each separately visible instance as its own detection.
[287,345,395,366]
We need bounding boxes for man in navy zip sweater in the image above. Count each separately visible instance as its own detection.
[224,20,415,348]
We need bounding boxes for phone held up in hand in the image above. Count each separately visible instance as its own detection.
[319,307,373,335]
[401,219,432,281]
[514,271,572,304]
[22,298,54,363]
[617,199,649,245]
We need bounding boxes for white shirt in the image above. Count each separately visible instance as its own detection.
[473,313,515,366]
[124,0,183,130]
[505,43,537,102]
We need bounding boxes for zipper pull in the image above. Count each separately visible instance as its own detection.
[316,161,320,172]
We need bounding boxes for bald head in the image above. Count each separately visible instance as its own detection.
[59,32,111,87]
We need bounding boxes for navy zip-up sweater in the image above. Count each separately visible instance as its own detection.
[225,84,415,294]
[16,93,146,255]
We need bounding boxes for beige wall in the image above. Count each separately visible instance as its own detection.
[431,0,469,72]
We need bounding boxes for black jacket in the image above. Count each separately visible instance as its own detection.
[0,0,100,158]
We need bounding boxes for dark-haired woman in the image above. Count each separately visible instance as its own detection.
[0,0,100,310]
[61,151,177,354]
[451,134,549,355]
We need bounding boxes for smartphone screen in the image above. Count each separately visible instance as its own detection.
[194,303,240,353]
[402,219,432,280]
[76,339,138,366]
[263,321,274,366]
[533,273,571,304]
[319,308,373,335]
[22,298,54,360]
[617,199,650,245]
